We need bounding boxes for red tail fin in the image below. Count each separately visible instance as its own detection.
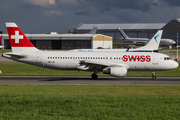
[6,23,34,47]
[6,23,38,52]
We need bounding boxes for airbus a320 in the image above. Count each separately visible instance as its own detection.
[2,23,178,80]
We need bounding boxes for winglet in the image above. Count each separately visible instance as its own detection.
[89,27,97,34]
[126,47,130,52]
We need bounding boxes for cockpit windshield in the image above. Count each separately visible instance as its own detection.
[164,57,171,60]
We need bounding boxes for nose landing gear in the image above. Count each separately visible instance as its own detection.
[152,71,156,80]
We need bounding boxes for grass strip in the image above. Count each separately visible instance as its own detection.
[0,85,180,120]
[0,85,180,95]
[0,49,12,53]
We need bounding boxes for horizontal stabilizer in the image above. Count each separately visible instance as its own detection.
[3,52,27,59]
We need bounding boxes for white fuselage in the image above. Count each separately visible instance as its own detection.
[3,51,178,71]
[126,38,176,45]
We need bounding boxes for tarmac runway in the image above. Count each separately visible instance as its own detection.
[0,76,180,85]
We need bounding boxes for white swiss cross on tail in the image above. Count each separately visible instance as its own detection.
[11,31,23,43]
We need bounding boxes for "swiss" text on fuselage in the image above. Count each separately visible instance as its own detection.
[123,55,151,62]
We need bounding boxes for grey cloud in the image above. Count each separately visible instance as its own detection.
[0,0,180,34]
[74,11,90,16]
[160,0,180,7]
[24,0,56,7]
[77,0,152,12]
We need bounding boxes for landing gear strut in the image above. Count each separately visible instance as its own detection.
[91,73,98,80]
[152,71,156,80]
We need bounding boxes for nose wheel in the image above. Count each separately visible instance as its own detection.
[152,71,156,80]
[152,76,156,80]
[91,73,98,80]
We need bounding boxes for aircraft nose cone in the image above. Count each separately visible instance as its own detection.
[173,61,179,69]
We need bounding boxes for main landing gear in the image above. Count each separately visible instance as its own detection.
[91,73,98,80]
[91,70,99,80]
[152,71,156,80]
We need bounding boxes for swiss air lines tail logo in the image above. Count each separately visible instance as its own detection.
[7,27,34,47]
[11,31,23,44]
[154,34,160,43]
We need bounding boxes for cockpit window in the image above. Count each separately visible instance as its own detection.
[164,57,171,60]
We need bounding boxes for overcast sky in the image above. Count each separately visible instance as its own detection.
[0,0,180,34]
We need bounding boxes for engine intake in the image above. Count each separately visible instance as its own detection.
[103,67,127,77]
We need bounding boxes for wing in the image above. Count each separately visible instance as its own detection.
[78,60,129,71]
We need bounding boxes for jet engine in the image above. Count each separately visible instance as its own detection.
[103,67,127,77]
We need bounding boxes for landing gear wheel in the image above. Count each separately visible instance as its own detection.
[91,73,98,80]
[152,76,156,80]
[152,71,156,80]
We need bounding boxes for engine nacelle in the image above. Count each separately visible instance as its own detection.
[103,67,127,77]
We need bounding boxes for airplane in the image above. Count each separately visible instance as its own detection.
[2,22,178,80]
[69,30,162,52]
[0,35,4,49]
[118,28,176,46]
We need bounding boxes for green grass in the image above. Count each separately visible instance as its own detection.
[113,43,133,49]
[0,85,180,120]
[0,49,12,53]
[169,50,180,55]
[161,47,178,50]
[0,85,180,95]
[0,63,96,76]
[0,62,180,76]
